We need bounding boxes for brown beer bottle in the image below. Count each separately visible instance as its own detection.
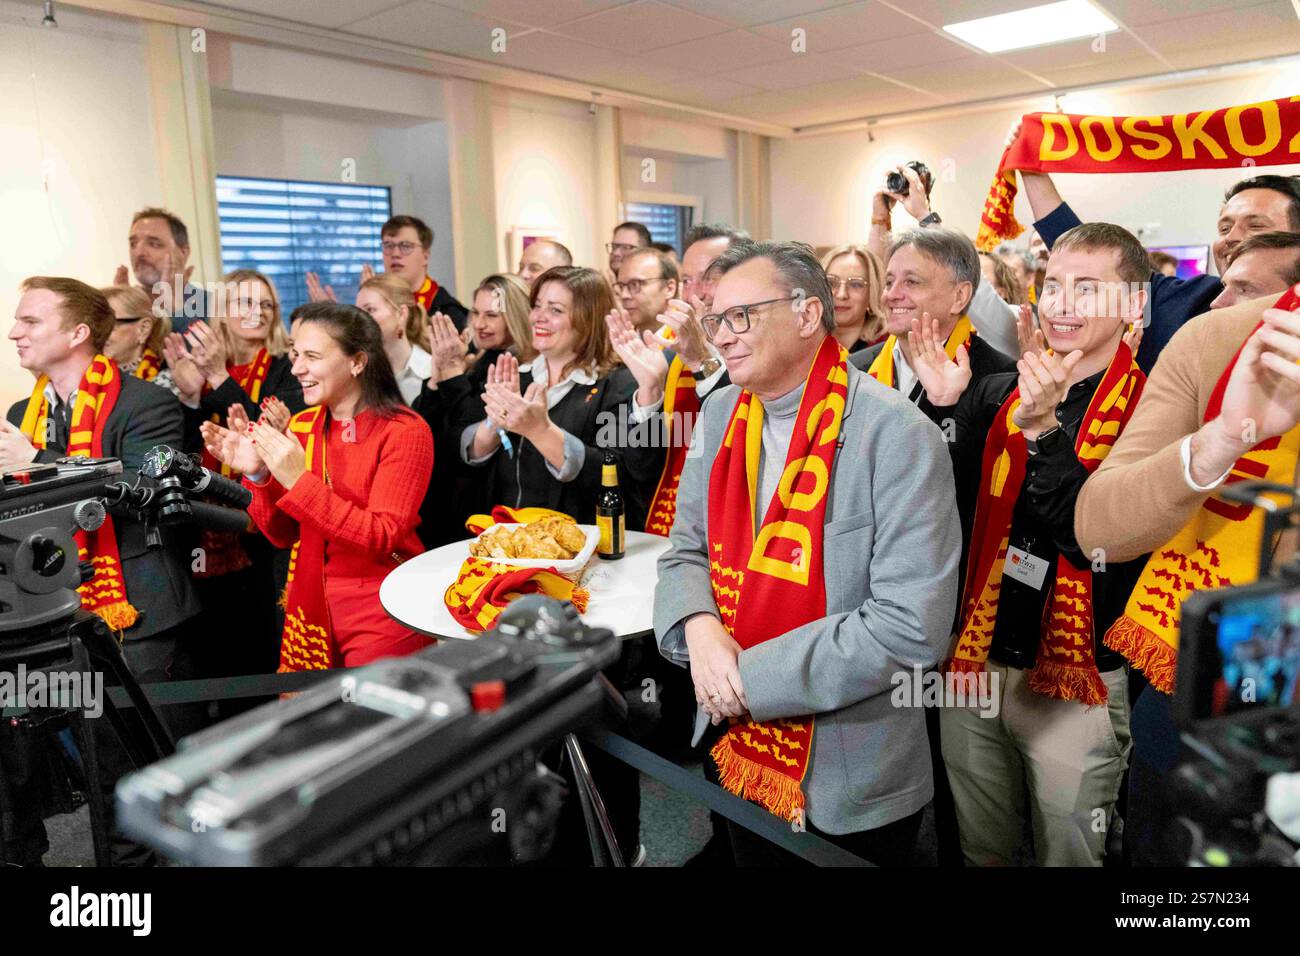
[596,451,625,560]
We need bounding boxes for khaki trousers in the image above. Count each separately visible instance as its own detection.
[939,661,1131,866]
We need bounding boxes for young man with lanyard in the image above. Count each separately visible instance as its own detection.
[1075,283,1300,864]
[654,241,961,866]
[913,223,1150,865]
[1,277,202,865]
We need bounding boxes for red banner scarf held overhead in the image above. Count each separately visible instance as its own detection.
[977,96,1300,251]
[949,341,1145,704]
[707,335,848,822]
[20,356,139,632]
[278,406,336,672]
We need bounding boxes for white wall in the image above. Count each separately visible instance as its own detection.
[771,59,1300,261]
[210,101,456,294]
[491,88,600,271]
[209,40,456,296]
[0,0,161,409]
[621,113,738,233]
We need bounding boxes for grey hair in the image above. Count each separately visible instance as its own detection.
[888,226,981,312]
[710,240,835,334]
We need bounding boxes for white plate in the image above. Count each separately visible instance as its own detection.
[468,523,601,575]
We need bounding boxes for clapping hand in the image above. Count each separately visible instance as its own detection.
[304,272,338,303]
[182,321,229,387]
[430,311,470,381]
[258,396,292,433]
[200,417,263,475]
[250,419,307,489]
[1013,347,1083,439]
[163,332,205,401]
[0,420,38,468]
[902,312,971,407]
[657,295,713,371]
[605,308,667,406]
[1015,303,1045,359]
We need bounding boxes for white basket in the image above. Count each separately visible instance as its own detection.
[468,523,601,575]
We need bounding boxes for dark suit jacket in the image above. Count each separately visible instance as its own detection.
[8,374,202,640]
[850,334,1017,623]
[180,353,305,455]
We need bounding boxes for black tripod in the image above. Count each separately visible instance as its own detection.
[0,611,174,866]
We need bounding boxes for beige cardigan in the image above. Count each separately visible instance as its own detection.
[1076,294,1296,564]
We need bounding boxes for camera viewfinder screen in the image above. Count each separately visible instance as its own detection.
[1211,591,1300,716]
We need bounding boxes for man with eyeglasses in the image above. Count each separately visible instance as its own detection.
[654,240,960,866]
[305,215,467,330]
[615,247,679,335]
[607,221,652,279]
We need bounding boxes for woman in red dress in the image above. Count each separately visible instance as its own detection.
[201,301,435,670]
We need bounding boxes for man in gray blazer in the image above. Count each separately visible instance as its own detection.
[653,241,962,866]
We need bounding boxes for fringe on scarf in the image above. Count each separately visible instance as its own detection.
[1027,659,1108,705]
[1104,616,1177,694]
[710,735,805,823]
[569,585,590,615]
[92,601,139,634]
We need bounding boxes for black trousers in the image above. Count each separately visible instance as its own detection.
[701,724,923,867]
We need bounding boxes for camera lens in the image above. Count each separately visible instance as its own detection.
[886,171,908,197]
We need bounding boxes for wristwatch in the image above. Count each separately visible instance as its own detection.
[1024,425,1062,456]
[694,357,722,379]
[918,211,942,227]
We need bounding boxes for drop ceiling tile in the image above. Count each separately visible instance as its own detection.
[659,0,852,29]
[1137,2,1300,58]
[554,0,732,53]
[881,57,1052,96]
[722,52,865,91]
[651,28,798,74]
[749,1,935,53]
[210,0,413,30]
[718,72,941,125]
[427,0,633,29]
[640,73,765,108]
[832,30,982,73]
[1091,0,1247,27]
[1033,54,1181,90]
[495,29,634,79]
[343,1,532,55]
[874,0,1055,28]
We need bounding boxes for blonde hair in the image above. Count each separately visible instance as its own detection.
[101,284,168,356]
[472,273,536,363]
[360,273,429,351]
[214,270,290,357]
[820,244,886,344]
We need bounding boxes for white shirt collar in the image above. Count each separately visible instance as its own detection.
[519,359,598,388]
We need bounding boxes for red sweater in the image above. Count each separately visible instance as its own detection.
[245,407,433,577]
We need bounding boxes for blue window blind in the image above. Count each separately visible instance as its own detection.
[215,176,392,317]
[624,201,694,255]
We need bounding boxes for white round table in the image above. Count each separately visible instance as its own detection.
[380,530,671,641]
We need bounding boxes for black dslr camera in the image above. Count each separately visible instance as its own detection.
[886,160,935,199]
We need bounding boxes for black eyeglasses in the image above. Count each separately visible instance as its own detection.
[381,241,420,255]
[114,315,148,324]
[613,278,662,295]
[701,296,798,340]
[606,242,640,255]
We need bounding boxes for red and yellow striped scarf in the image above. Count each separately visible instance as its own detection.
[278,406,335,672]
[707,335,848,821]
[865,315,973,391]
[950,341,1144,703]
[646,355,700,536]
[21,356,138,632]
[196,349,273,579]
[1105,287,1300,693]
[444,559,589,633]
[133,347,162,382]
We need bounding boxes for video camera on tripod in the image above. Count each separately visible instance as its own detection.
[0,446,251,634]
[1166,480,1300,866]
[0,447,255,866]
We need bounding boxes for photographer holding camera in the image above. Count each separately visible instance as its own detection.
[2,277,202,865]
